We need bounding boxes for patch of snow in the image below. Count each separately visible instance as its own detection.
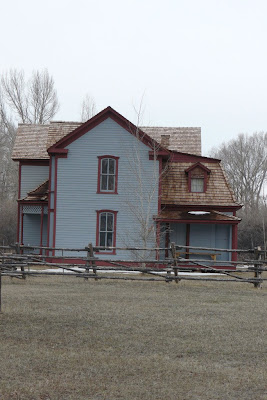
[18,267,222,276]
[188,211,210,215]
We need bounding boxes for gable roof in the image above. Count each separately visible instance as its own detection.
[47,107,165,153]
[185,162,211,174]
[12,106,203,160]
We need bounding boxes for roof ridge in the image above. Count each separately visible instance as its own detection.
[141,126,201,129]
[50,121,82,124]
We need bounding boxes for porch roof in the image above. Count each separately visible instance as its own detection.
[20,179,49,202]
[155,210,241,223]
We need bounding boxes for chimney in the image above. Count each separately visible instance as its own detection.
[161,134,170,148]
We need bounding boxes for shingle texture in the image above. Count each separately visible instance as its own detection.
[22,179,49,201]
[162,161,239,207]
[46,121,82,150]
[141,127,201,155]
[12,124,50,160]
[12,121,82,160]
[12,122,202,159]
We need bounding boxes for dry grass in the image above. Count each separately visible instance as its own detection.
[0,276,266,400]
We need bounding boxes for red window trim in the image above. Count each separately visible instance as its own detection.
[96,210,118,254]
[97,155,119,194]
[186,163,210,193]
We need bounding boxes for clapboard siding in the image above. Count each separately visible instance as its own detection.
[170,223,187,246]
[21,165,49,198]
[56,118,159,258]
[23,214,41,253]
[190,223,231,262]
[215,224,231,261]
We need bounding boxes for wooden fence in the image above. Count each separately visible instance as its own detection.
[1,242,266,311]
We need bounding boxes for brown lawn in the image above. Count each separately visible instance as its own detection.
[0,275,266,400]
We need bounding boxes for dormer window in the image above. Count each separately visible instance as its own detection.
[191,177,204,192]
[185,162,211,193]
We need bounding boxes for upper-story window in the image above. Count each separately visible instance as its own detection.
[185,162,211,193]
[191,177,204,193]
[97,155,119,194]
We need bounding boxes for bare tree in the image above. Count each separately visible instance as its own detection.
[0,69,59,243]
[80,94,96,122]
[120,102,167,261]
[0,92,17,200]
[1,69,59,124]
[211,132,267,210]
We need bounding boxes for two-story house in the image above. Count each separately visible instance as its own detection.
[12,106,241,265]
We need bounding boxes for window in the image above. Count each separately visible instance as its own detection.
[191,177,204,192]
[96,210,118,254]
[97,156,119,194]
[185,162,211,193]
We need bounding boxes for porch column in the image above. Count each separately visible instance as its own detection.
[156,221,161,260]
[20,211,24,246]
[186,224,190,258]
[40,205,44,255]
[231,224,238,262]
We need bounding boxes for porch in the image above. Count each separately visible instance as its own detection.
[156,210,240,266]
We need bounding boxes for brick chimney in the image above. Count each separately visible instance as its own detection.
[161,134,170,148]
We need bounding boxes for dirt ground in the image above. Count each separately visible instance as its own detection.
[0,275,266,400]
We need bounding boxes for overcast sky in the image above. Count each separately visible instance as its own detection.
[1,0,267,155]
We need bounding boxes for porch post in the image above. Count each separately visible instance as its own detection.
[231,224,238,262]
[20,212,24,247]
[40,205,44,255]
[156,221,160,260]
[186,224,190,258]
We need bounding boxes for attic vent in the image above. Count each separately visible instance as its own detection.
[161,134,170,148]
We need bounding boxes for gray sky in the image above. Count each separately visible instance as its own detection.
[1,0,267,155]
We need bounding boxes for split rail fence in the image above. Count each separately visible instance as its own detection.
[0,242,266,276]
[1,242,266,310]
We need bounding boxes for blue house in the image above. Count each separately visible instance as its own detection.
[12,107,241,265]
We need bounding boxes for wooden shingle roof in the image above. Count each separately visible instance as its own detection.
[21,179,49,202]
[12,121,82,160]
[162,161,240,207]
[142,127,201,155]
[12,119,202,159]
[12,124,50,160]
[155,210,241,222]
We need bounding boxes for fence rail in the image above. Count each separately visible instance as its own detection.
[0,242,265,311]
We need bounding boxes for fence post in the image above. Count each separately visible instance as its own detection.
[0,271,2,313]
[171,242,179,284]
[254,246,262,289]
[89,243,98,281]
[84,243,90,280]
[15,242,25,279]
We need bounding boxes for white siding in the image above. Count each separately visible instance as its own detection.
[55,118,159,259]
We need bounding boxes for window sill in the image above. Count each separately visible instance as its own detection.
[96,191,118,195]
[95,250,116,255]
